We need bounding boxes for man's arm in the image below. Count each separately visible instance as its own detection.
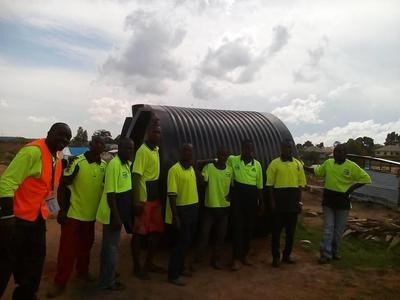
[56,165,80,224]
[346,183,366,195]
[107,193,122,230]
[168,194,180,229]
[132,173,144,216]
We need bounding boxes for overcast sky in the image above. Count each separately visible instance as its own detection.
[0,0,399,145]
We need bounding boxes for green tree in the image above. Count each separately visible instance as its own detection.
[93,129,113,144]
[303,140,314,147]
[385,132,400,145]
[70,126,88,146]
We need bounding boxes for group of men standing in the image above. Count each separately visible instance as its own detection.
[0,120,371,299]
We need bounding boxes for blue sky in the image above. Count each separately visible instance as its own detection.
[0,0,399,145]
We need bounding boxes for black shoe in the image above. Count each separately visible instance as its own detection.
[282,256,296,264]
[332,254,341,260]
[180,269,193,277]
[272,258,280,268]
[168,278,186,286]
[134,268,151,280]
[318,256,331,264]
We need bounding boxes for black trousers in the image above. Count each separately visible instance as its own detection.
[231,183,258,261]
[0,216,46,300]
[271,212,298,259]
[168,204,198,280]
[196,207,229,261]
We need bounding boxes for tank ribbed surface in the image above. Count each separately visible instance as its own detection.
[121,104,294,170]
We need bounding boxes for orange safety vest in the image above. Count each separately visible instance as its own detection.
[13,139,62,221]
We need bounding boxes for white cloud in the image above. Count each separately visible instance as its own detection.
[268,25,290,57]
[102,9,186,95]
[272,94,324,124]
[295,119,400,145]
[28,116,57,123]
[191,78,220,100]
[269,92,288,103]
[0,99,8,107]
[88,97,130,123]
[293,38,329,83]
[328,82,359,98]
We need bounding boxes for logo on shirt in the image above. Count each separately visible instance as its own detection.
[234,165,240,170]
[251,167,256,172]
[343,169,350,176]
[122,171,128,178]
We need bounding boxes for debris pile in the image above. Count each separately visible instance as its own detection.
[344,217,400,249]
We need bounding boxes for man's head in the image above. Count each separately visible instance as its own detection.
[280,140,293,159]
[216,146,229,165]
[89,135,105,156]
[333,144,346,163]
[46,122,72,152]
[181,143,193,164]
[145,125,161,146]
[118,137,134,162]
[241,138,254,160]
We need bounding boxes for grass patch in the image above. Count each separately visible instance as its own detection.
[295,217,400,269]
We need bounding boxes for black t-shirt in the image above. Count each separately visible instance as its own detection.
[273,187,301,213]
[322,189,351,210]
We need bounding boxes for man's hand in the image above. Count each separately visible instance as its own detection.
[57,210,68,225]
[172,214,181,230]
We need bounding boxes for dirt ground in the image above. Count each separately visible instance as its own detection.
[2,192,400,300]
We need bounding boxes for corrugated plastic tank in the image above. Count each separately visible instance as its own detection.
[122,104,295,170]
[122,104,295,234]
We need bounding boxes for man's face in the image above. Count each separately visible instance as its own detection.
[241,143,253,158]
[334,146,346,161]
[281,144,293,158]
[90,137,105,156]
[119,139,134,161]
[181,144,193,163]
[217,148,229,164]
[147,126,161,145]
[48,125,72,151]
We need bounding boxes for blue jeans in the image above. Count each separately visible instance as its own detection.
[98,224,121,289]
[320,206,349,259]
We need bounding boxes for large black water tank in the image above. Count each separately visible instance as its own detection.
[121,104,294,172]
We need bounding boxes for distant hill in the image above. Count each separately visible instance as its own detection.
[0,137,34,165]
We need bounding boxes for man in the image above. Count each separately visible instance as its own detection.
[132,124,165,280]
[47,136,106,298]
[166,143,199,286]
[305,144,371,263]
[227,139,263,271]
[266,140,306,267]
[96,137,134,290]
[0,123,72,300]
[193,146,232,270]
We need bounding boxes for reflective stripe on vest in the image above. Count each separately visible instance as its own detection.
[13,139,62,221]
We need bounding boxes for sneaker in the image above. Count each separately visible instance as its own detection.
[46,283,65,298]
[76,272,97,282]
[241,257,254,266]
[318,256,331,264]
[180,269,193,277]
[231,260,241,271]
[272,258,280,268]
[282,256,296,264]
[212,260,223,270]
[134,269,151,280]
[147,264,166,274]
[105,281,126,291]
[168,277,186,286]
